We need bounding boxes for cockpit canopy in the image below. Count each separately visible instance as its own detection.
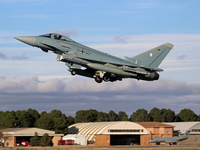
[39,33,74,42]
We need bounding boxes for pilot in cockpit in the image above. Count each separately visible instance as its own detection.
[57,35,62,40]
[54,34,62,40]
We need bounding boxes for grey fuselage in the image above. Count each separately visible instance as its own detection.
[148,130,190,144]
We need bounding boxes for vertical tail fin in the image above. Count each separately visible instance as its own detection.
[180,130,190,140]
[184,130,190,138]
[131,43,174,68]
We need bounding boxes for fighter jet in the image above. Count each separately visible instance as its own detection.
[148,130,190,145]
[14,33,174,83]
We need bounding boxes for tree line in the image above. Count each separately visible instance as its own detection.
[0,108,200,134]
[0,109,74,134]
[75,108,200,122]
[30,132,53,146]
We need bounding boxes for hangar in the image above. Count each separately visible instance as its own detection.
[68,121,174,146]
[0,128,64,147]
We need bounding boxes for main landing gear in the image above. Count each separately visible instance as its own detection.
[94,71,111,83]
[95,76,103,83]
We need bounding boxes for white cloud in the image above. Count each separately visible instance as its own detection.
[0,75,199,95]
[0,76,200,115]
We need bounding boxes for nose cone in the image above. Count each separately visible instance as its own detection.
[148,140,153,143]
[14,36,36,46]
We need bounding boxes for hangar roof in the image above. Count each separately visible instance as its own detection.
[137,122,174,128]
[164,122,200,134]
[0,128,64,137]
[68,121,150,141]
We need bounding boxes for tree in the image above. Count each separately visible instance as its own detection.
[108,110,118,121]
[53,114,68,134]
[35,110,68,134]
[35,112,53,130]
[176,108,197,122]
[15,110,36,127]
[0,111,6,129]
[66,116,75,126]
[26,109,40,126]
[118,111,128,121]
[75,110,87,122]
[0,110,40,129]
[96,112,109,122]
[30,132,40,146]
[40,133,53,146]
[85,109,98,122]
[197,115,200,121]
[75,109,98,122]
[4,111,18,128]
[161,108,175,122]
[130,109,151,122]
[149,107,162,122]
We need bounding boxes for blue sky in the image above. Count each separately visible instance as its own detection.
[0,0,200,116]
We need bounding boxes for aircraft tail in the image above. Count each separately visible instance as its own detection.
[183,130,190,138]
[130,43,174,68]
[180,130,190,140]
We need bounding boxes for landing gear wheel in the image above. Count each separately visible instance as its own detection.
[71,70,76,76]
[103,76,110,82]
[95,76,103,83]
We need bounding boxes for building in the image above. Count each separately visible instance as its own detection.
[0,128,64,147]
[137,122,174,137]
[68,121,174,146]
[137,122,174,145]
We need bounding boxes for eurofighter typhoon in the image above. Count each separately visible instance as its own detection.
[14,33,174,83]
[149,130,190,145]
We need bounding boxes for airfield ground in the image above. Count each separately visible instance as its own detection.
[2,145,200,150]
